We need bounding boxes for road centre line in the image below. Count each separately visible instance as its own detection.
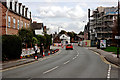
[107,65,111,79]
[43,66,59,74]
[64,60,70,64]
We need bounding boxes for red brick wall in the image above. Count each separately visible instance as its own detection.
[0,3,31,35]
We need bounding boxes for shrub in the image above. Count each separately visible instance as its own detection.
[2,35,22,60]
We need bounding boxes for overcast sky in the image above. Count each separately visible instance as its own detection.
[19,0,118,34]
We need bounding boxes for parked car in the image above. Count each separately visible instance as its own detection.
[66,44,73,50]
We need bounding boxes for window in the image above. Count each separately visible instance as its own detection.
[8,16,11,27]
[21,21,23,28]
[18,20,20,29]
[13,18,16,28]
[27,24,29,27]
[25,23,26,28]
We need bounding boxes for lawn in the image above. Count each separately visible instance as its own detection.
[103,46,120,54]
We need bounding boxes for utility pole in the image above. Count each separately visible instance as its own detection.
[117,0,120,58]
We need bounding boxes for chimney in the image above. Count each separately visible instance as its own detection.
[30,12,31,19]
[10,0,12,10]
[15,1,17,12]
[2,0,7,6]
[25,8,28,17]
[22,5,25,16]
[19,3,22,14]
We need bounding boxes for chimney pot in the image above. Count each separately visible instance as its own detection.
[25,8,28,17]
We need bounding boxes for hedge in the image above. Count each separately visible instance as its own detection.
[2,35,22,61]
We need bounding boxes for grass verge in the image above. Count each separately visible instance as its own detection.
[103,46,120,54]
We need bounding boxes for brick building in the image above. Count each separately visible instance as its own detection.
[0,0,31,35]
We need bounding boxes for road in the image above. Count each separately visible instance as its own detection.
[2,46,119,79]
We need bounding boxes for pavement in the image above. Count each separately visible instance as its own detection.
[1,46,61,70]
[87,47,120,67]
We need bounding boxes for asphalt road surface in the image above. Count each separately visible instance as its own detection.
[2,46,119,79]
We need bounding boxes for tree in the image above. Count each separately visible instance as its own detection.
[112,18,120,46]
[59,30,66,34]
[44,34,52,49]
[18,28,33,48]
[78,31,84,35]
[67,32,74,38]
[32,37,38,45]
[36,35,46,47]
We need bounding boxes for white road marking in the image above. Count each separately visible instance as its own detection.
[73,58,75,60]
[63,60,70,64]
[74,57,77,59]
[107,65,111,79]
[43,66,59,74]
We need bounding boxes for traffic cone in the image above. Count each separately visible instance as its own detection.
[20,56,22,59]
[62,45,63,48]
[35,56,38,60]
[43,50,45,57]
[48,50,50,55]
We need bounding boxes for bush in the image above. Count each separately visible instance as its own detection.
[2,35,22,61]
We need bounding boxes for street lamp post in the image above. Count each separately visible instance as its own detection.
[88,9,90,40]
[117,0,120,58]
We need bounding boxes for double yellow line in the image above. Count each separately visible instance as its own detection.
[93,51,119,68]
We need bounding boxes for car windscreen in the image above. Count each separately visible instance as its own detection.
[67,44,71,46]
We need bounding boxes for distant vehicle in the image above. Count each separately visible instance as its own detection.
[66,44,73,50]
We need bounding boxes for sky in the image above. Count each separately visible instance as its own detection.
[19,0,118,34]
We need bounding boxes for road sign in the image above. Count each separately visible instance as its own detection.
[115,36,120,39]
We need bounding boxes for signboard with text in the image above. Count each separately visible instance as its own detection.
[100,40,106,48]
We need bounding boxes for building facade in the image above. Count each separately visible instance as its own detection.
[84,23,89,40]
[0,0,31,35]
[90,6,117,45]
